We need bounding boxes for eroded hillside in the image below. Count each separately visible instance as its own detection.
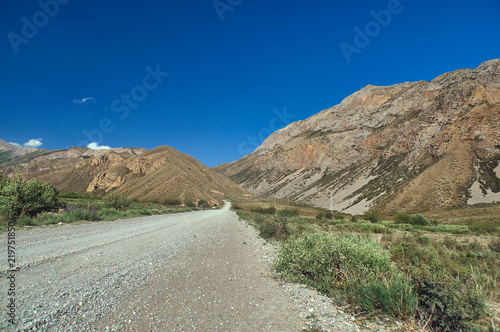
[217,59,500,213]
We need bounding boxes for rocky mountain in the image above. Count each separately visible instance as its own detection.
[6,145,248,205]
[217,59,500,214]
[0,138,38,163]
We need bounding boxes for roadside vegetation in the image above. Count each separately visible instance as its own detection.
[232,200,500,332]
[0,173,209,232]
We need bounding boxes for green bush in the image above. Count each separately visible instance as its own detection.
[0,174,60,220]
[259,220,278,239]
[394,212,412,224]
[416,281,485,331]
[278,208,299,217]
[390,235,489,330]
[104,194,132,210]
[63,205,98,222]
[410,213,429,226]
[356,273,417,319]
[465,218,498,234]
[316,210,333,219]
[363,210,381,223]
[275,232,416,319]
[98,208,122,220]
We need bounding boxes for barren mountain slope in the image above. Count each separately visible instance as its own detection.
[217,59,500,213]
[0,138,39,164]
[20,146,248,204]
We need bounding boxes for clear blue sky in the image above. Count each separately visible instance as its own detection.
[1,0,499,167]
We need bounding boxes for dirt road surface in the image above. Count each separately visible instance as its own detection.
[0,203,310,331]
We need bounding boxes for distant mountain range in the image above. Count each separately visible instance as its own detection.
[3,59,499,213]
[0,145,249,205]
[216,59,500,213]
[0,138,38,162]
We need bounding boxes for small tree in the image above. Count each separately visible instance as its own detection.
[0,174,60,220]
[394,212,412,224]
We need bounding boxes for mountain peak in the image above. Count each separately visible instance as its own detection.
[217,59,500,214]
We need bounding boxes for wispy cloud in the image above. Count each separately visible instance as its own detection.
[9,142,21,147]
[73,97,96,104]
[24,138,43,148]
[87,142,111,150]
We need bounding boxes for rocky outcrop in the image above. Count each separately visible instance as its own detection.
[20,146,249,204]
[217,59,500,213]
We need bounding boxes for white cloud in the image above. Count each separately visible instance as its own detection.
[9,142,21,147]
[87,142,111,150]
[24,138,43,148]
[73,97,96,104]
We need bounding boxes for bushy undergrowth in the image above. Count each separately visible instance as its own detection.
[363,210,381,223]
[63,205,98,222]
[236,205,499,331]
[104,194,133,210]
[275,232,417,319]
[394,212,412,224]
[0,174,60,220]
[410,213,429,226]
[465,218,498,234]
[278,208,299,217]
[390,235,493,330]
[316,210,333,219]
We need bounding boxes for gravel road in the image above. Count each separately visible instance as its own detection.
[1,203,399,331]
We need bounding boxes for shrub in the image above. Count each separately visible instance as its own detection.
[410,213,429,226]
[356,273,417,319]
[316,210,333,219]
[63,205,98,222]
[259,220,278,239]
[351,215,358,222]
[394,212,412,224]
[278,208,299,217]
[465,218,498,234]
[0,174,60,220]
[98,208,122,220]
[275,220,289,239]
[275,232,416,319]
[363,210,381,223]
[104,194,132,210]
[390,235,488,330]
[416,281,485,331]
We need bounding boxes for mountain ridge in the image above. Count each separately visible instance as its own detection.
[1,144,249,205]
[216,59,500,213]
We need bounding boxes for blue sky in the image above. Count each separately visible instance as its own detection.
[1,0,499,166]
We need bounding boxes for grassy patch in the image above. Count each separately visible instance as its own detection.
[233,200,500,331]
[275,232,417,319]
[1,196,199,231]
